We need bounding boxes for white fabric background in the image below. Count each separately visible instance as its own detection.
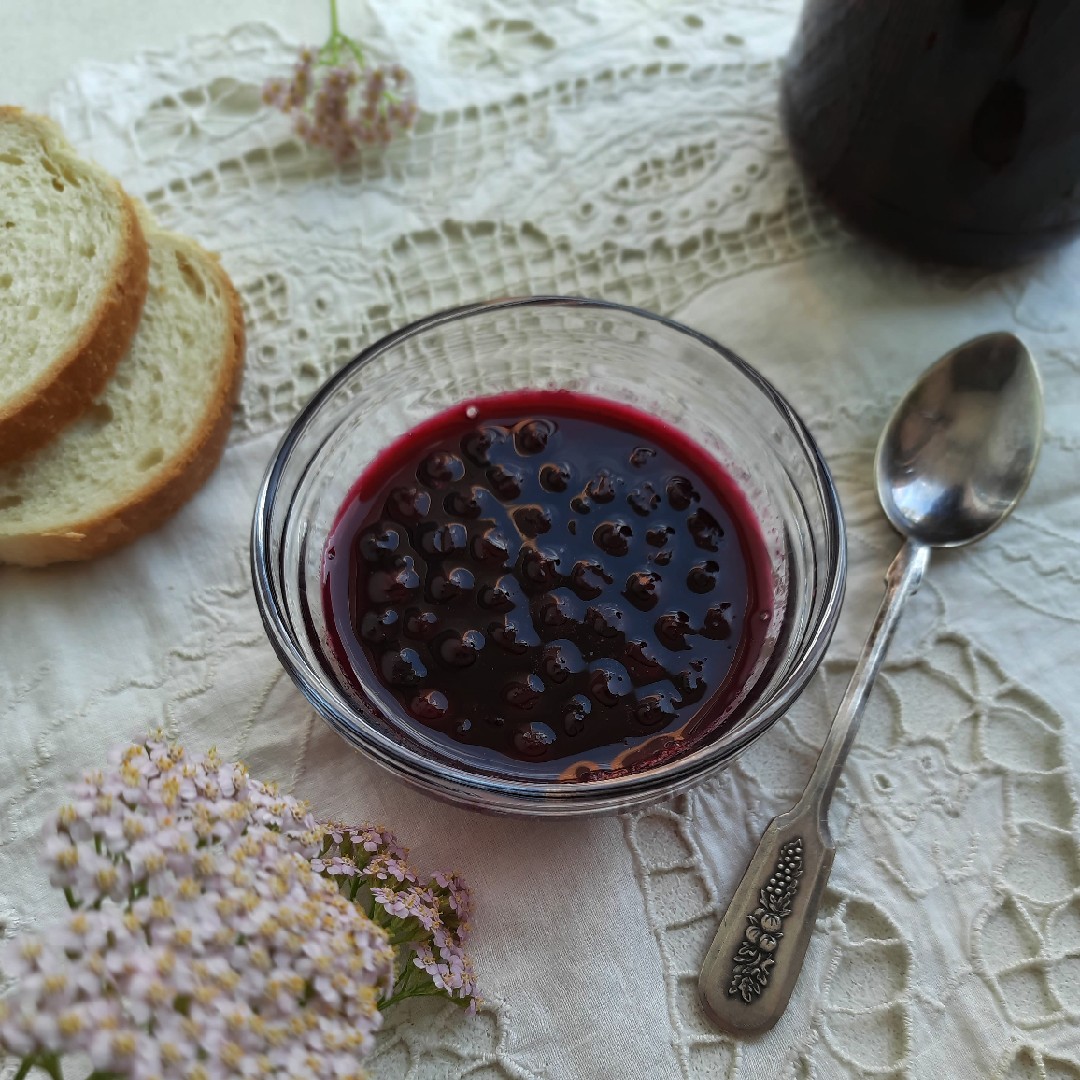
[2,3,1080,1078]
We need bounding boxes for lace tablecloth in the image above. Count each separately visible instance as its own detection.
[4,3,1080,1077]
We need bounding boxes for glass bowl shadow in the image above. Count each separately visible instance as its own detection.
[252,297,846,816]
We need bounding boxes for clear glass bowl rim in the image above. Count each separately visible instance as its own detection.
[251,296,847,813]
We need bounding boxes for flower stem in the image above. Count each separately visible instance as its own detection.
[323,0,365,68]
[383,954,417,1002]
[380,982,446,1010]
[12,1056,35,1080]
[344,37,367,69]
[39,1054,64,1080]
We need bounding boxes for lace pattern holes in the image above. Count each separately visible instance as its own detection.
[626,634,1080,1077]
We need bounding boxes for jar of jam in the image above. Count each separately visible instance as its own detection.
[782,0,1080,266]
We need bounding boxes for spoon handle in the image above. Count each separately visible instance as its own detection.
[796,538,931,822]
[698,539,930,1036]
[698,801,835,1036]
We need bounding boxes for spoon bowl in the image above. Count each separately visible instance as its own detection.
[876,332,1043,547]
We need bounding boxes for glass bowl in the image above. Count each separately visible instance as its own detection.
[252,297,846,816]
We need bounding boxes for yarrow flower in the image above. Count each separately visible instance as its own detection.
[0,736,479,1079]
[313,823,480,1014]
[263,0,417,163]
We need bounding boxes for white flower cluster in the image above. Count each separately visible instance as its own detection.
[317,829,479,1012]
[0,739,395,1080]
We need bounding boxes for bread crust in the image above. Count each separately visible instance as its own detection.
[0,235,246,567]
[0,108,150,464]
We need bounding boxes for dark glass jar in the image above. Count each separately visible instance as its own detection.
[782,0,1080,266]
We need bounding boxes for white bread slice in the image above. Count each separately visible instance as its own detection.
[0,108,149,463]
[0,220,245,566]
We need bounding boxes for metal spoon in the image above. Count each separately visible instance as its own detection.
[699,332,1043,1037]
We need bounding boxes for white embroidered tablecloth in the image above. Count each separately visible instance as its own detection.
[3,3,1080,1078]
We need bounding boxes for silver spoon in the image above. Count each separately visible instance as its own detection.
[699,332,1043,1037]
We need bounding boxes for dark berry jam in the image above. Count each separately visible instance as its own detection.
[322,390,773,781]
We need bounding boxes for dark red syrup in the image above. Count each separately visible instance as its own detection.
[322,390,773,780]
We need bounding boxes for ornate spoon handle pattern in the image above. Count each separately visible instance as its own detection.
[700,543,929,1035]
[728,837,805,1002]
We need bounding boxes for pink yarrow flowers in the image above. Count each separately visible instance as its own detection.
[263,0,418,164]
[0,737,478,1079]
